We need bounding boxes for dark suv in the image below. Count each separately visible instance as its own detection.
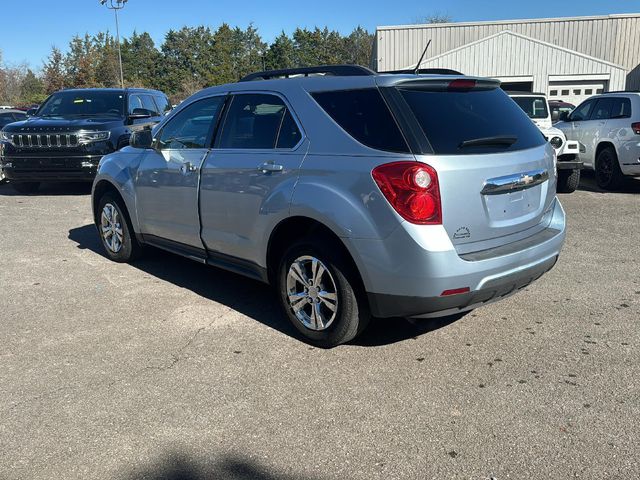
[0,88,169,193]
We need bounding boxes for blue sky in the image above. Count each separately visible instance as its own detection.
[1,0,638,69]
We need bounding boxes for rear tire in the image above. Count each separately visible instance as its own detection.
[595,147,624,191]
[277,237,370,348]
[96,193,142,263]
[557,168,580,193]
[12,182,40,194]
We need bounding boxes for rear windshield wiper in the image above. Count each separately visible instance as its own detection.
[459,135,518,149]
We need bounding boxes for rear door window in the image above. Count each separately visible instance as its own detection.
[312,89,409,153]
[218,93,300,149]
[590,98,614,120]
[398,87,545,155]
[512,96,549,119]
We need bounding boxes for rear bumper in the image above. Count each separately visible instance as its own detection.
[347,199,566,318]
[368,254,558,318]
[1,154,101,182]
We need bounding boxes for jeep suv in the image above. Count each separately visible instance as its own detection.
[555,92,640,190]
[0,88,169,193]
[509,92,582,193]
[92,66,566,347]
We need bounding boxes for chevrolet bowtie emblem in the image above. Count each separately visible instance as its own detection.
[521,174,534,185]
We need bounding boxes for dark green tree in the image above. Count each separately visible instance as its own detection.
[343,26,374,66]
[20,69,46,104]
[121,32,161,88]
[265,31,295,70]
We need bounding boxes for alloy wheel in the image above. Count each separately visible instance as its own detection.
[100,203,124,253]
[286,255,338,331]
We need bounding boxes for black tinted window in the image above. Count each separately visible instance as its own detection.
[610,98,632,119]
[154,95,171,114]
[399,87,545,154]
[312,89,409,153]
[38,91,125,117]
[570,100,595,121]
[591,98,613,120]
[157,96,224,149]
[277,110,302,148]
[219,94,288,149]
[129,94,160,116]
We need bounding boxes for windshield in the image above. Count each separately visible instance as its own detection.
[512,96,549,119]
[37,91,125,117]
[398,87,545,154]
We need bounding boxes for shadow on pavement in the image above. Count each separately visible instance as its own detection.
[576,169,640,194]
[68,224,463,347]
[0,181,92,196]
[121,452,326,480]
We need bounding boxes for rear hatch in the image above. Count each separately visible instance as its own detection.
[386,78,556,252]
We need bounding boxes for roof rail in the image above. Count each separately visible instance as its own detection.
[239,65,376,82]
[384,68,464,75]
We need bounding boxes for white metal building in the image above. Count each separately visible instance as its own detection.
[374,14,640,105]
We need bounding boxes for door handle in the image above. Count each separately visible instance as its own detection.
[258,162,284,173]
[180,162,197,174]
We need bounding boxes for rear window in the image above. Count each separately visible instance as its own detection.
[398,87,546,154]
[312,89,409,153]
[512,96,549,119]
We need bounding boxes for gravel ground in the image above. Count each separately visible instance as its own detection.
[0,174,639,480]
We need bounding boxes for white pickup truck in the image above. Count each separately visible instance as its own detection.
[509,92,583,193]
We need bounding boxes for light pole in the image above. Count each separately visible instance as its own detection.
[100,0,127,88]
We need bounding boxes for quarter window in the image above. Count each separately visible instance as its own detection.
[610,98,632,119]
[312,88,409,153]
[218,94,300,149]
[156,96,224,149]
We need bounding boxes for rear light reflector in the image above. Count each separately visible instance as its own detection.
[448,79,476,91]
[632,122,640,134]
[372,161,442,225]
[441,287,470,296]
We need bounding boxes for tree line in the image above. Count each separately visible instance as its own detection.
[0,24,374,106]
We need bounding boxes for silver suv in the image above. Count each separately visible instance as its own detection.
[555,92,640,190]
[92,65,566,347]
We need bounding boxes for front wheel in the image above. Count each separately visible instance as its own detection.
[277,239,370,348]
[96,193,142,263]
[557,168,580,193]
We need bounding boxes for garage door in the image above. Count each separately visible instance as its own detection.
[548,80,607,107]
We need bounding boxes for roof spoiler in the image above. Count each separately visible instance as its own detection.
[395,77,501,91]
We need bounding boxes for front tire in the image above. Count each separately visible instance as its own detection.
[595,147,624,190]
[277,238,370,348]
[557,168,580,193]
[96,193,142,263]
[12,182,40,194]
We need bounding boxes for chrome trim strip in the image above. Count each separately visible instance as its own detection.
[481,169,549,195]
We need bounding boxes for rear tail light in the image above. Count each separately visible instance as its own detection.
[441,287,470,296]
[632,122,640,134]
[372,161,442,225]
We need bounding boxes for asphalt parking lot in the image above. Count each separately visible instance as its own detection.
[0,174,639,480]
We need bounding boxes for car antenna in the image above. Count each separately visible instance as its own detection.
[413,39,432,75]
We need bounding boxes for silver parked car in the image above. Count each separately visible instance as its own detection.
[555,92,640,190]
[92,65,566,347]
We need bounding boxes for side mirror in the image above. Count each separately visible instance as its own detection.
[559,111,570,122]
[129,108,153,120]
[551,110,559,122]
[26,108,37,117]
[130,129,153,149]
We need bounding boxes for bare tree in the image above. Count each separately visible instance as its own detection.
[414,13,453,24]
